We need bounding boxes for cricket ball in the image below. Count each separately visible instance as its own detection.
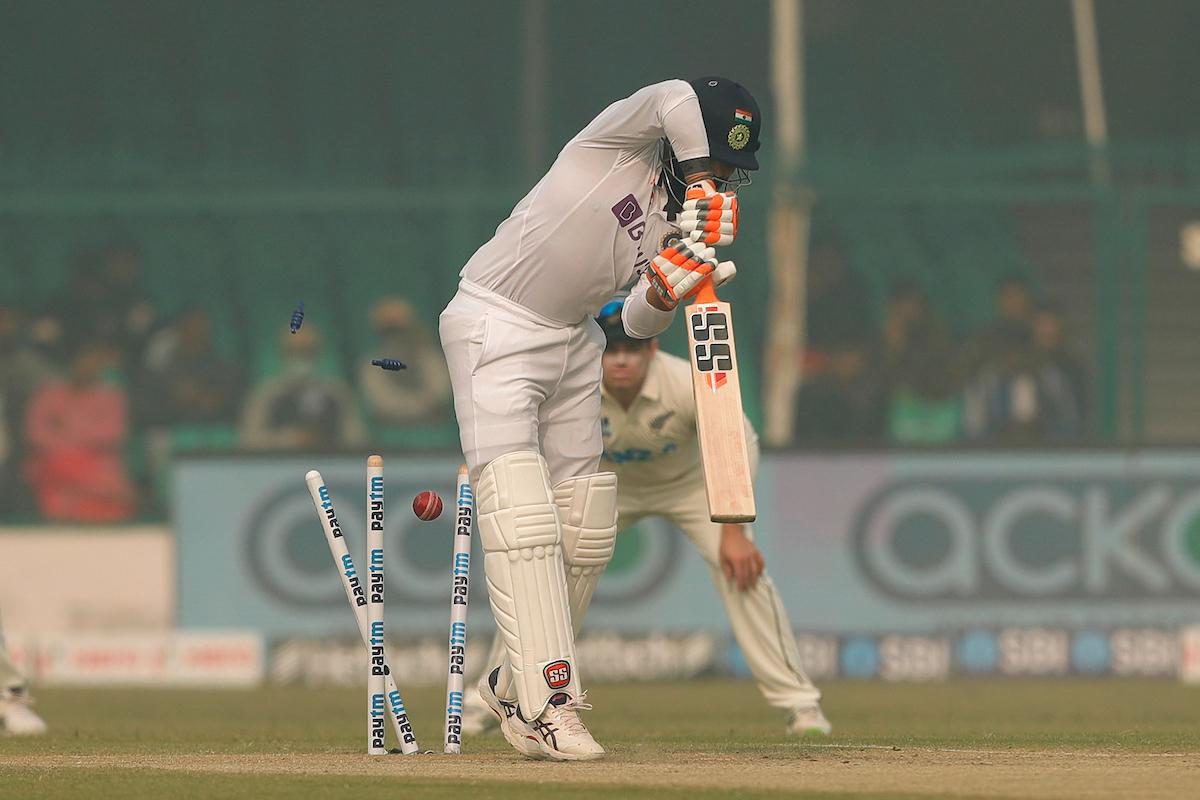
[412,491,443,521]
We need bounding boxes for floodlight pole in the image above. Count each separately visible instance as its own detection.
[763,0,811,446]
[1071,0,1110,186]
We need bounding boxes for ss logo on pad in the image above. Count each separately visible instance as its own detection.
[544,660,572,689]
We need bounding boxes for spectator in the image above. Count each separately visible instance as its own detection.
[359,296,451,426]
[871,281,961,443]
[965,273,1035,375]
[239,325,367,450]
[36,243,160,369]
[792,339,886,444]
[804,236,873,371]
[0,306,58,515]
[1032,301,1089,434]
[32,253,107,361]
[96,243,160,369]
[887,318,962,444]
[135,309,245,492]
[138,308,244,427]
[877,281,950,384]
[23,341,136,522]
[961,319,1082,443]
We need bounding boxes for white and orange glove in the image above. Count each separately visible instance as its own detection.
[646,233,737,307]
[678,179,739,246]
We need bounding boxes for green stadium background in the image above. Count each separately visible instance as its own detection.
[4,0,1200,460]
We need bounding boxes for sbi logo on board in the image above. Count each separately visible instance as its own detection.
[851,469,1200,600]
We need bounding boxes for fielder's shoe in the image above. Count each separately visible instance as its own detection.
[787,704,832,737]
[528,691,604,761]
[0,686,47,737]
[460,686,500,737]
[478,668,545,759]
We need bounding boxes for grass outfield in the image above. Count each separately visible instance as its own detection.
[1,679,1198,798]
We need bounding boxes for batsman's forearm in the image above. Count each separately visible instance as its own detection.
[677,157,713,185]
[622,281,675,338]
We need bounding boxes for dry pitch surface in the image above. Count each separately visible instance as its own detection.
[2,679,1198,799]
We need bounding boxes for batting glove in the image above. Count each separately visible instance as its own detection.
[647,234,737,306]
[678,179,739,246]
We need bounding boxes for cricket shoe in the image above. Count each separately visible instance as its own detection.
[528,691,604,761]
[460,685,500,737]
[787,704,832,737]
[0,686,47,737]
[478,668,545,759]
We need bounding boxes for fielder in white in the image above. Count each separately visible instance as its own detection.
[0,618,47,736]
[440,77,760,760]
[464,301,831,738]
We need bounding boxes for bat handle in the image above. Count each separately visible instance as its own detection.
[692,276,718,304]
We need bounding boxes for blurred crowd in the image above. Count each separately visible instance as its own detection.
[0,244,452,523]
[0,240,1092,523]
[794,239,1089,446]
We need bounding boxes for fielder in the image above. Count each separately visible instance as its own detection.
[0,619,47,736]
[440,77,760,760]
[464,301,831,738]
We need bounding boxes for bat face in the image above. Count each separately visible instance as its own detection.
[686,285,756,523]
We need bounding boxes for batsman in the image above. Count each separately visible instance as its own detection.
[440,77,758,760]
[465,301,831,739]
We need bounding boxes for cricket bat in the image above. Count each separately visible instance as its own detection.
[685,278,756,523]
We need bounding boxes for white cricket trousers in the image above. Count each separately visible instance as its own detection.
[619,481,821,712]
[439,281,606,484]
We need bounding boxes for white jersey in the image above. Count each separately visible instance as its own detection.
[460,80,709,327]
[600,351,759,487]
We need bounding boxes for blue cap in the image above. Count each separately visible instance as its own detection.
[596,298,650,346]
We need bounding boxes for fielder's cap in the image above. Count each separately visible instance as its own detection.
[596,298,648,346]
[688,76,762,171]
[369,296,417,331]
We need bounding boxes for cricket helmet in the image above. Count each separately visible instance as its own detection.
[688,76,762,171]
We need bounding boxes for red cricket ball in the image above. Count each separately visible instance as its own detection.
[412,490,443,521]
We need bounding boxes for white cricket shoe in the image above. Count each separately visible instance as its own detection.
[478,668,545,759]
[787,704,832,737]
[528,691,604,762]
[460,686,500,737]
[1,686,47,737]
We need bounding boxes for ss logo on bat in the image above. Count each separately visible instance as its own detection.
[691,310,732,372]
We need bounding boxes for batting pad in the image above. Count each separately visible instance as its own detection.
[555,472,619,634]
[476,451,577,720]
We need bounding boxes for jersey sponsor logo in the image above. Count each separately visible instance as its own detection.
[648,411,675,431]
[603,443,680,464]
[611,194,644,227]
[603,447,652,464]
[543,660,572,689]
[611,193,646,242]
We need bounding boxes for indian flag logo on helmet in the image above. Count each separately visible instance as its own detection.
[734,108,753,123]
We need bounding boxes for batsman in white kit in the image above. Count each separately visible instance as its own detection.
[440,77,758,760]
[465,301,831,739]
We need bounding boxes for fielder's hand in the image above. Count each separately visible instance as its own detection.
[719,524,764,591]
[678,179,739,246]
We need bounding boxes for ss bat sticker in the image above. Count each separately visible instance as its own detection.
[689,308,729,343]
[690,307,733,373]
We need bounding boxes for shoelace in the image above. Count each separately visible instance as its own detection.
[544,691,593,736]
